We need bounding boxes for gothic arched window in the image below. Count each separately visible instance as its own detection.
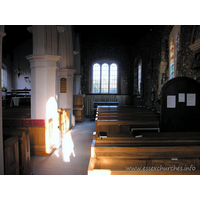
[92,62,118,93]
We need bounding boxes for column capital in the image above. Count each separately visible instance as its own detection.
[58,68,76,77]
[26,54,62,68]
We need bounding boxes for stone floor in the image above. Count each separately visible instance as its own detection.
[30,118,95,175]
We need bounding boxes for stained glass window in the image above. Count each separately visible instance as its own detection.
[92,62,117,93]
[170,40,174,79]
[176,32,180,52]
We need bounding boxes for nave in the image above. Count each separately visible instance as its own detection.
[30,118,94,175]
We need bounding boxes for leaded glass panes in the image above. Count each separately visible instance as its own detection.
[110,63,117,93]
[101,63,109,93]
[92,63,100,93]
[92,62,117,93]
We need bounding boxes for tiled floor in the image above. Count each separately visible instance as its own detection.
[30,118,95,175]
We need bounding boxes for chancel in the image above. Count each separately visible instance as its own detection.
[1,25,200,175]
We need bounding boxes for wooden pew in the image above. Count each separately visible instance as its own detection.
[2,107,31,118]
[88,157,200,175]
[3,135,19,175]
[93,131,200,146]
[3,128,32,175]
[95,106,160,133]
[3,107,70,156]
[95,119,160,134]
[88,132,200,175]
[3,118,55,156]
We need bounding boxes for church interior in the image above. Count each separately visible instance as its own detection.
[1,25,200,178]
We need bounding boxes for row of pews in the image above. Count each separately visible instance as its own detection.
[2,106,71,175]
[88,106,200,175]
[95,106,160,134]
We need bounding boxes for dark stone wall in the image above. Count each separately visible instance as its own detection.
[79,25,200,110]
[132,25,172,110]
[131,25,200,111]
[178,25,199,80]
[80,31,133,95]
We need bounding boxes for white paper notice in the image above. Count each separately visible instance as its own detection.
[178,93,185,102]
[167,95,176,108]
[187,93,196,106]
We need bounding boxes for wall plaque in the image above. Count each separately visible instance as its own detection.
[60,78,67,93]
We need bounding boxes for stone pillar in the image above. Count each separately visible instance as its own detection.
[26,54,62,148]
[0,26,6,175]
[57,25,76,126]
[57,68,76,126]
[26,54,62,119]
[74,74,82,94]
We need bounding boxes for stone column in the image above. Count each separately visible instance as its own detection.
[26,54,62,119]
[73,74,82,94]
[57,68,76,126]
[27,54,62,148]
[0,26,6,175]
[57,25,76,125]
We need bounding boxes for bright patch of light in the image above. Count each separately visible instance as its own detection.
[91,147,95,157]
[55,149,59,158]
[46,97,61,154]
[62,131,75,162]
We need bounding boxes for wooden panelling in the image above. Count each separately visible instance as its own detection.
[73,95,85,122]
[73,94,85,106]
[3,135,19,175]
[3,128,32,175]
[3,118,55,156]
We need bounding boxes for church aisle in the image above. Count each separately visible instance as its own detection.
[30,118,95,175]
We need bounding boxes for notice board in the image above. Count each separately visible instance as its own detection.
[160,77,200,132]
